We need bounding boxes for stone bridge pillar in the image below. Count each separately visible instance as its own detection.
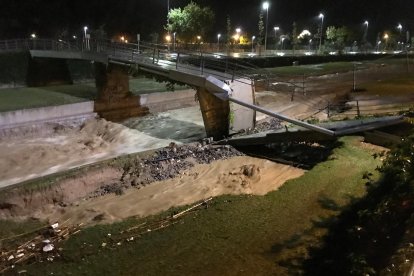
[94,63,148,121]
[197,87,230,140]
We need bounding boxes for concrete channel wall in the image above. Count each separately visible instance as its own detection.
[0,89,198,129]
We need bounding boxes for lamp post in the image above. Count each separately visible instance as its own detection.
[173,32,176,51]
[384,33,389,50]
[363,20,369,43]
[273,26,279,49]
[217,33,221,51]
[252,36,256,53]
[397,23,403,49]
[318,13,324,53]
[83,26,88,50]
[262,2,269,52]
[281,37,286,50]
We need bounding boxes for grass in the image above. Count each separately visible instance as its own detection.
[358,76,414,97]
[0,84,96,112]
[0,77,189,112]
[17,136,384,275]
[266,61,357,75]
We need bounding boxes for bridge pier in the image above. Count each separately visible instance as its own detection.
[197,87,230,140]
[94,63,149,121]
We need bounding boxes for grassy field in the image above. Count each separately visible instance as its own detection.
[16,136,383,275]
[358,76,414,97]
[0,84,96,112]
[0,77,189,112]
[263,61,361,76]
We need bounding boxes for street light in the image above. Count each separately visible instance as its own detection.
[384,33,389,50]
[173,32,176,51]
[217,33,221,51]
[83,26,88,50]
[364,20,369,40]
[252,36,256,53]
[318,13,324,53]
[30,33,36,39]
[397,24,403,48]
[274,26,279,49]
[281,37,286,50]
[262,2,270,52]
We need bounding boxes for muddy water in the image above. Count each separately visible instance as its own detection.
[0,106,206,188]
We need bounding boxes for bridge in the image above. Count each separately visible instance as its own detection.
[0,39,404,140]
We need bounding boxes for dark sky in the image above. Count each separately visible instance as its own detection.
[1,0,413,42]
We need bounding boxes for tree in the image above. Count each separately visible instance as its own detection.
[226,15,232,53]
[166,2,215,43]
[326,26,352,52]
[257,12,264,47]
[292,22,299,54]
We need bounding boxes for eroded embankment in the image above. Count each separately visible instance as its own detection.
[0,142,304,226]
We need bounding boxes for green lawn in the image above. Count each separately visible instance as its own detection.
[263,61,359,76]
[0,77,189,112]
[18,136,383,275]
[358,77,414,97]
[0,84,96,112]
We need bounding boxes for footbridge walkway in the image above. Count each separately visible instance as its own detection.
[0,39,403,140]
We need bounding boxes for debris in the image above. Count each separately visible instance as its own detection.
[43,244,54,252]
[101,243,107,247]
[7,255,14,261]
[51,223,59,229]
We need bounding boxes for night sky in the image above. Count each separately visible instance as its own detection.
[1,0,413,42]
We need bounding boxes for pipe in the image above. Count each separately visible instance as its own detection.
[229,97,335,136]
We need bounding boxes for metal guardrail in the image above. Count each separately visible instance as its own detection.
[0,39,266,86]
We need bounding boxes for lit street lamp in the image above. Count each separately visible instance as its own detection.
[262,2,269,52]
[363,20,369,42]
[173,32,176,51]
[273,26,279,49]
[252,36,256,53]
[384,33,389,50]
[318,13,324,53]
[83,26,89,50]
[30,33,36,39]
[281,37,286,50]
[217,33,221,51]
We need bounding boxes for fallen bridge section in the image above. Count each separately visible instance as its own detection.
[218,116,406,147]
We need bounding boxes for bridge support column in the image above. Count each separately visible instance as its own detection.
[197,87,230,140]
[94,63,148,121]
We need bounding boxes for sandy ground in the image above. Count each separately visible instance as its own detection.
[45,156,304,225]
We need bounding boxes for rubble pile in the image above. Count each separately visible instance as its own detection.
[234,118,283,136]
[90,142,244,197]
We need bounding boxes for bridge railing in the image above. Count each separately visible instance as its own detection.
[0,38,270,87]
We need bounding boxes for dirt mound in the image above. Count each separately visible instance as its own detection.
[0,144,245,222]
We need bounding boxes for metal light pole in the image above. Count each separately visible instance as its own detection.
[363,21,369,43]
[397,23,403,50]
[262,2,269,52]
[318,13,324,53]
[217,34,221,51]
[173,32,176,51]
[83,26,88,50]
[273,26,279,50]
[252,36,256,53]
